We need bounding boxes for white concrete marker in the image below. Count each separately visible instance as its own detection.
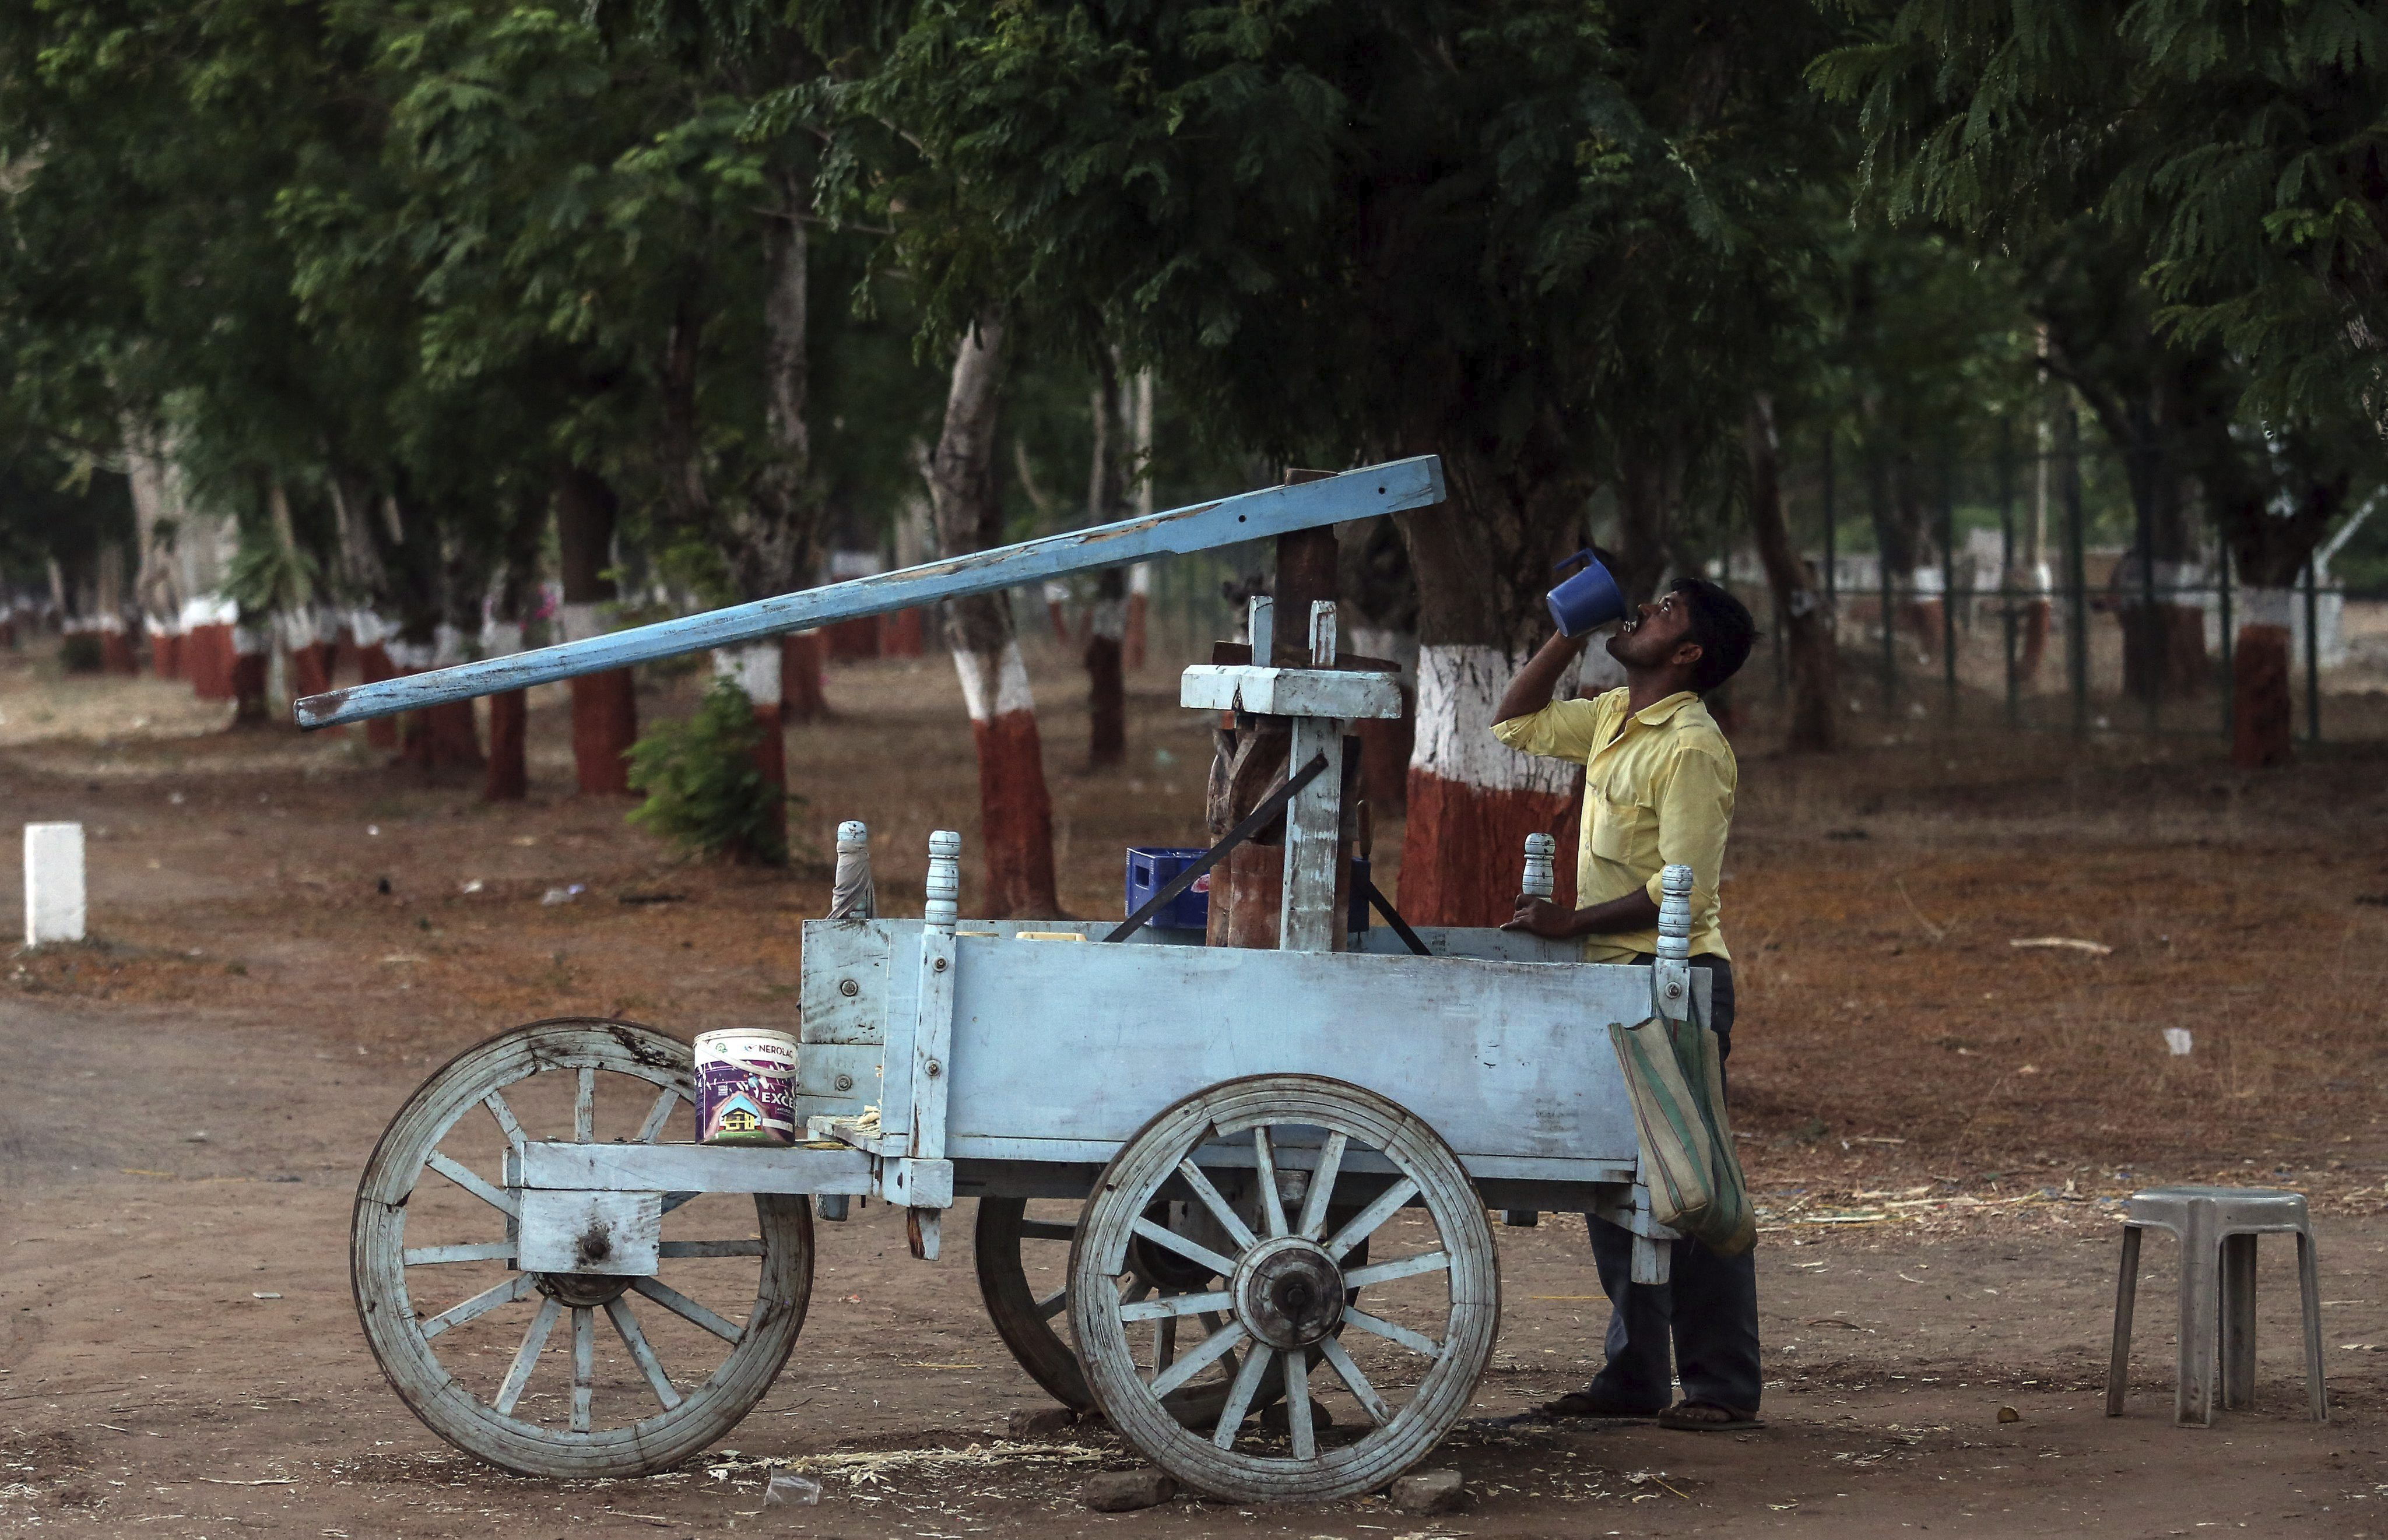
[23,822,87,945]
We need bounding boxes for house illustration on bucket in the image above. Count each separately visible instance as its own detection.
[711,1092,765,1135]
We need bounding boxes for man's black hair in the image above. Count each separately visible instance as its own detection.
[1669,577,1757,695]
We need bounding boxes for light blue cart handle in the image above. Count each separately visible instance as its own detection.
[294,456,1445,730]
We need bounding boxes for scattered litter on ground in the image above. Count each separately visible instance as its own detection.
[764,1472,821,1506]
[2008,936,2112,955]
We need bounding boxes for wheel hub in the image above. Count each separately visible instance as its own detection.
[535,1271,634,1309]
[1231,1235,1344,1350]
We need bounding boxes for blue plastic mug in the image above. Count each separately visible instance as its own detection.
[1546,550,1629,638]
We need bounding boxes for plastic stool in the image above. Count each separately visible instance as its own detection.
[2105,1186,2327,1426]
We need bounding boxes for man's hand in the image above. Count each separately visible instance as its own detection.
[1501,895,1580,940]
[1492,628,1593,727]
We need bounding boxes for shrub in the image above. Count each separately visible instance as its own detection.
[626,679,789,866]
[59,632,104,672]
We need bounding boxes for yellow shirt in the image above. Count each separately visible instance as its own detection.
[1490,688,1735,963]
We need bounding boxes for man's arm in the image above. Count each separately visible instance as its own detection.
[1492,628,1590,726]
[1501,885,1659,940]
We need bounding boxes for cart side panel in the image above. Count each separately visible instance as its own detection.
[796,918,895,1124]
[799,919,891,1044]
[942,941,1649,1169]
[1351,927,1588,964]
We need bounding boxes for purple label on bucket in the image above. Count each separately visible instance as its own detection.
[697,1055,795,1142]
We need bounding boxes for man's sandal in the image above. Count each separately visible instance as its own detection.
[1656,1400,1762,1431]
[1536,1389,1667,1419]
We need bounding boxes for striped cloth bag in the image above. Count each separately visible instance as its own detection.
[1606,1012,1757,1257]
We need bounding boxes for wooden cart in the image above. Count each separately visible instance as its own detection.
[329,459,1709,1501]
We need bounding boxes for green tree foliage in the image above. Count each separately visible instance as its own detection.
[852,2,1852,640]
[626,677,793,864]
[1817,0,2388,421]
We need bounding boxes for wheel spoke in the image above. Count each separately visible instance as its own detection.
[630,1277,743,1344]
[656,1239,765,1259]
[1154,1317,1176,1375]
[1034,1286,1069,1321]
[1342,1249,1449,1288]
[1150,1319,1246,1400]
[424,1151,518,1218]
[404,1241,517,1266]
[1121,1288,1234,1323]
[1340,1305,1442,1359]
[634,1086,680,1144]
[1198,1310,1243,1380]
[661,1191,700,1215]
[1282,1346,1315,1461]
[1130,1216,1238,1279]
[1325,1176,1420,1261]
[1017,1218,1076,1243]
[605,1297,682,1411]
[1213,1343,1275,1448]
[1317,1334,1393,1426]
[1253,1127,1289,1239]
[1295,1132,1348,1240]
[1174,1159,1258,1251]
[574,1067,596,1142]
[493,1295,561,1415]
[422,1273,534,1339]
[570,1307,595,1432]
[483,1089,527,1156]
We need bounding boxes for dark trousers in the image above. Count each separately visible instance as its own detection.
[1583,954,1762,1413]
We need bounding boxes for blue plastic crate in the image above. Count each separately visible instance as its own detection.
[1125,848,1372,933]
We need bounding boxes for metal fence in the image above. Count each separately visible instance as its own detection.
[1030,451,2388,747]
[1722,440,2387,746]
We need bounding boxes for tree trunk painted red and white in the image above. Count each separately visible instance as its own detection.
[346,610,401,750]
[559,602,636,794]
[781,630,830,722]
[482,621,529,801]
[921,313,1059,917]
[1401,644,1582,924]
[230,621,271,727]
[1083,575,1127,768]
[1746,393,1838,751]
[1123,563,1151,672]
[184,597,237,702]
[279,608,335,702]
[1348,624,1417,815]
[150,618,181,679]
[1392,429,1597,926]
[2232,589,2295,769]
[98,614,138,676]
[554,466,637,794]
[954,638,1058,915]
[714,642,788,863]
[396,628,484,769]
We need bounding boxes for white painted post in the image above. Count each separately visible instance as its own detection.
[1279,601,1346,953]
[1245,595,1274,660]
[923,830,961,933]
[1520,832,1556,901]
[1655,863,1694,959]
[23,822,87,946]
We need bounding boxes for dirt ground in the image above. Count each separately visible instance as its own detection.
[6,635,2388,1537]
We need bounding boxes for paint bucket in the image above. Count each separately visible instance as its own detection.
[694,1029,800,1145]
[1546,550,1628,638]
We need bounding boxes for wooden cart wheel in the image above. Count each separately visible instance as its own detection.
[975,1197,1098,1409]
[1067,1074,1499,1503]
[977,1196,1351,1418]
[352,1018,812,1478]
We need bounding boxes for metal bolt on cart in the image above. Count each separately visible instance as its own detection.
[315,457,1711,1503]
